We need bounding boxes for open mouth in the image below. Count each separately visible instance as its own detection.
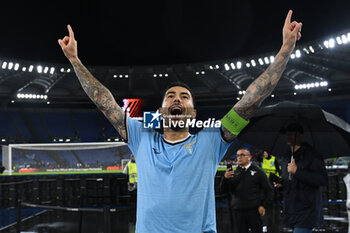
[169,106,184,116]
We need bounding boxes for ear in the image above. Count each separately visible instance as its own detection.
[191,109,197,119]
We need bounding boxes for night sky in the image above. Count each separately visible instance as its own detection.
[0,0,349,66]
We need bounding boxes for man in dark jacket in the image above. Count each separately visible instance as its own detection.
[221,148,273,233]
[277,123,328,233]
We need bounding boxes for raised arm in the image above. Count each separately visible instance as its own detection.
[58,25,127,140]
[222,10,302,141]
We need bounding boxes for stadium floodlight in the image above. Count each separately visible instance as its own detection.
[29,65,34,72]
[329,38,335,48]
[238,91,242,95]
[1,139,6,142]
[258,58,264,65]
[125,74,129,78]
[22,67,27,72]
[294,85,299,90]
[165,74,168,77]
[215,65,219,69]
[303,48,309,54]
[8,62,13,70]
[315,82,320,87]
[295,50,301,58]
[246,63,251,68]
[37,65,43,73]
[294,92,297,95]
[67,69,71,72]
[113,74,117,78]
[44,95,48,99]
[236,97,240,100]
[271,94,275,98]
[290,54,295,59]
[230,63,236,69]
[60,68,64,72]
[269,56,275,63]
[201,71,205,74]
[328,88,332,92]
[209,65,213,70]
[159,74,163,77]
[50,67,55,74]
[251,59,256,67]
[43,67,49,74]
[14,63,19,71]
[336,36,342,45]
[309,46,315,53]
[323,40,329,48]
[11,100,14,103]
[119,75,123,78]
[2,62,7,69]
[224,63,230,71]
[264,57,270,64]
[47,101,50,104]
[342,34,348,44]
[153,74,157,77]
[236,61,242,69]
[195,72,199,75]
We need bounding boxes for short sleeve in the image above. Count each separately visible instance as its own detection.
[126,116,143,156]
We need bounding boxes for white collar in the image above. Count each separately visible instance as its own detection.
[242,162,252,170]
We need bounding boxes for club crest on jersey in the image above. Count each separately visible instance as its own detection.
[250,170,257,176]
[182,141,196,155]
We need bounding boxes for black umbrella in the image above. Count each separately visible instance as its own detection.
[237,101,350,158]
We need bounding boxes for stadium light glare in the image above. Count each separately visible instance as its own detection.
[209,65,213,70]
[290,54,295,59]
[230,63,236,69]
[8,62,13,70]
[67,68,71,72]
[22,67,27,72]
[195,72,199,75]
[246,63,250,68]
[37,65,43,73]
[60,68,64,72]
[295,50,301,58]
[165,74,169,77]
[29,65,34,72]
[125,74,129,78]
[2,62,7,69]
[328,88,332,92]
[14,63,19,71]
[294,92,297,96]
[329,38,335,48]
[153,74,157,77]
[236,61,242,69]
[11,100,14,103]
[251,59,256,67]
[323,40,329,48]
[271,94,275,98]
[236,97,240,100]
[50,67,55,74]
[215,65,219,69]
[309,46,315,53]
[224,63,230,71]
[264,57,270,64]
[47,101,50,105]
[258,58,264,65]
[270,56,275,63]
[44,66,49,74]
[201,71,205,74]
[341,35,348,44]
[336,36,342,45]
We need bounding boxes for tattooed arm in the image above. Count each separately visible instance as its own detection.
[58,25,127,140]
[222,10,302,142]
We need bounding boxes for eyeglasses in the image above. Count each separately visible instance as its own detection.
[236,153,249,157]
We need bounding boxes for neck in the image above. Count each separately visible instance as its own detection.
[163,129,190,142]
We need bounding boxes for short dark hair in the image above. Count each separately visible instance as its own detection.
[237,148,251,155]
[162,81,195,106]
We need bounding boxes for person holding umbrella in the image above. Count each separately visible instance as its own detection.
[275,123,328,233]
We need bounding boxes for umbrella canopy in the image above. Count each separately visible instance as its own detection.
[237,101,350,158]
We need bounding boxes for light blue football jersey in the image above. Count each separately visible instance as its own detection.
[127,116,232,233]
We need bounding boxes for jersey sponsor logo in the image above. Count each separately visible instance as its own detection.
[182,141,196,155]
[143,110,161,129]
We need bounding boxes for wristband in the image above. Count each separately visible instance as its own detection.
[221,109,249,135]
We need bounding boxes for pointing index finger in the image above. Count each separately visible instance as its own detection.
[284,10,292,27]
[67,25,75,40]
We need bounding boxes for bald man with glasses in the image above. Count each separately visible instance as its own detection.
[221,148,273,233]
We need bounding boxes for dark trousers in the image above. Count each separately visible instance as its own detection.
[232,208,262,233]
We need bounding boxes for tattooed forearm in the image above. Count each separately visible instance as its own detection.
[71,59,127,139]
[233,49,291,120]
[222,48,291,142]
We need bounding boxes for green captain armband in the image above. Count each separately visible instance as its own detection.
[221,109,249,135]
